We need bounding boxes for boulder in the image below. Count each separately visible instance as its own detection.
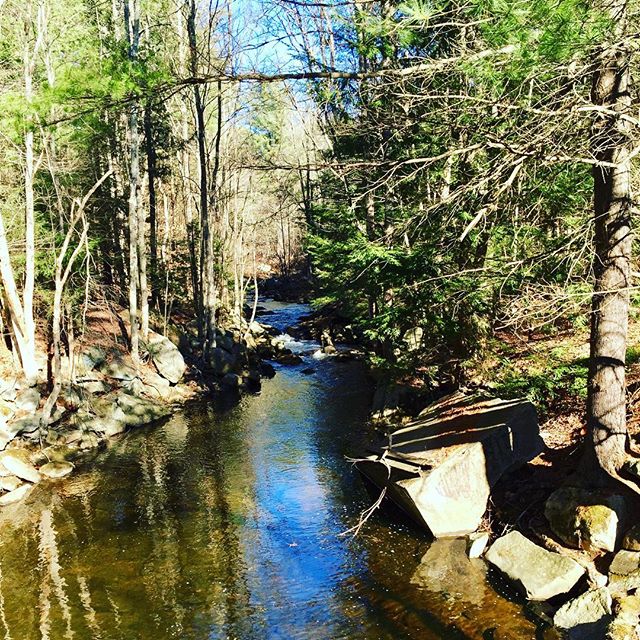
[259,362,276,379]
[248,321,265,335]
[356,393,544,536]
[76,346,106,376]
[39,461,74,479]
[403,326,424,351]
[609,550,640,592]
[545,487,628,553]
[553,588,612,636]
[76,379,111,395]
[622,524,640,551]
[144,332,186,384]
[14,388,40,412]
[0,483,31,505]
[100,356,137,381]
[0,450,41,484]
[209,347,237,376]
[0,421,23,451]
[485,531,585,600]
[222,373,241,389]
[112,392,170,429]
[277,353,303,365]
[606,595,640,640]
[0,476,22,492]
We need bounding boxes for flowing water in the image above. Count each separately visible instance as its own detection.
[0,302,543,639]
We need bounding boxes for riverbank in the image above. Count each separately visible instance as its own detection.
[0,300,307,508]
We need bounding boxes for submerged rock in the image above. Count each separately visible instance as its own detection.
[485,531,585,600]
[144,332,186,384]
[545,487,628,553]
[553,587,612,637]
[0,483,31,505]
[356,393,544,536]
[39,461,74,479]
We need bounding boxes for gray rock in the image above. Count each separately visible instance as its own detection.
[222,373,240,389]
[0,483,31,505]
[403,326,424,351]
[10,414,42,435]
[248,321,265,335]
[100,356,137,381]
[14,388,40,412]
[39,461,74,479]
[0,475,22,492]
[609,550,640,592]
[622,524,640,551]
[112,392,170,429]
[76,379,111,395]
[545,487,628,553]
[606,595,640,639]
[554,588,612,637]
[76,346,106,376]
[0,421,23,451]
[485,531,585,600]
[209,347,237,376]
[0,450,41,483]
[144,332,186,384]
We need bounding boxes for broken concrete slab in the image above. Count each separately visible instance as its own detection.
[356,393,544,536]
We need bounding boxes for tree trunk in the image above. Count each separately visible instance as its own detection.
[144,102,158,308]
[584,0,635,485]
[125,0,141,362]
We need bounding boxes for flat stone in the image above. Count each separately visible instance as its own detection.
[466,532,490,559]
[0,483,31,505]
[485,531,585,600]
[545,487,628,552]
[622,524,640,551]
[14,388,40,412]
[0,451,41,483]
[0,475,22,492]
[357,393,544,536]
[609,550,640,592]
[144,332,186,384]
[554,587,612,633]
[39,461,74,479]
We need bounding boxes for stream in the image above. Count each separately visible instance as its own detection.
[0,301,542,639]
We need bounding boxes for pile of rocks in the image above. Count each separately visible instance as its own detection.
[0,317,289,510]
[470,484,640,639]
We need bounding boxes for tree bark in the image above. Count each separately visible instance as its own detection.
[125,0,141,362]
[584,0,636,485]
[144,102,158,307]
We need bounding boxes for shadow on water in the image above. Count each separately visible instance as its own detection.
[0,301,542,639]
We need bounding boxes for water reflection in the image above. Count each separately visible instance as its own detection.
[0,303,542,639]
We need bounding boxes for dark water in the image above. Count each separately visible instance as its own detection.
[0,302,540,639]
